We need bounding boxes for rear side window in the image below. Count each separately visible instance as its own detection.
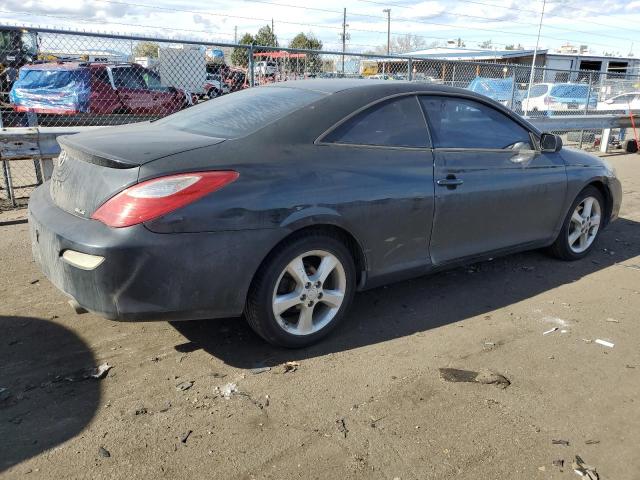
[550,84,589,98]
[323,96,429,148]
[156,86,324,138]
[420,96,532,150]
[527,85,548,97]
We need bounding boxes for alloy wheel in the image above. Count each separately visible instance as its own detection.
[568,196,601,254]
[272,250,346,336]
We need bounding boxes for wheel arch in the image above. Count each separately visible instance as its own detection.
[585,179,613,228]
[251,221,369,293]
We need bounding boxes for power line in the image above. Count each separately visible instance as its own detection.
[241,0,635,44]
[87,0,633,51]
[356,0,639,34]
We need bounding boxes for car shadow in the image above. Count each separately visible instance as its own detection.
[172,217,640,369]
[0,316,100,473]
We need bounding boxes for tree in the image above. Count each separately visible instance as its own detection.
[288,32,323,73]
[478,40,493,49]
[231,33,255,68]
[372,34,432,55]
[254,24,278,49]
[133,41,160,58]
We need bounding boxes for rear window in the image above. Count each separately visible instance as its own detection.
[156,86,324,138]
[550,84,589,98]
[18,68,89,89]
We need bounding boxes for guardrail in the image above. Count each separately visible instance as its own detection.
[0,114,637,206]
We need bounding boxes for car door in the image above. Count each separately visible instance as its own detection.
[110,66,156,114]
[419,95,567,265]
[318,95,435,278]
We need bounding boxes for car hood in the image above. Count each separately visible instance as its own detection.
[560,146,609,168]
[58,121,226,167]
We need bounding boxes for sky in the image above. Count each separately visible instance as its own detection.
[0,0,638,56]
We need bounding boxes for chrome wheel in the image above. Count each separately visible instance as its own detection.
[568,196,601,254]
[272,250,346,336]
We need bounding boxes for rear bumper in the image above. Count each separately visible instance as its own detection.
[28,183,282,321]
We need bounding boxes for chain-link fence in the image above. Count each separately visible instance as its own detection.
[1,25,640,207]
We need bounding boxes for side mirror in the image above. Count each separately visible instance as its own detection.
[540,133,562,152]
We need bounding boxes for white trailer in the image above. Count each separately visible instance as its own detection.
[157,47,207,95]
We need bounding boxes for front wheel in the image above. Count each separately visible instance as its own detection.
[550,186,604,260]
[245,233,356,347]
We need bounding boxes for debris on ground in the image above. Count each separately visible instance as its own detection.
[180,430,193,444]
[585,439,600,445]
[439,368,510,389]
[91,363,113,380]
[604,318,620,323]
[595,339,614,348]
[176,380,194,391]
[134,406,148,416]
[159,401,172,412]
[98,447,111,458]
[250,366,271,375]
[553,459,565,468]
[30,279,39,285]
[337,418,348,438]
[283,361,299,373]
[214,382,238,399]
[572,455,599,479]
[543,327,559,335]
[552,439,570,446]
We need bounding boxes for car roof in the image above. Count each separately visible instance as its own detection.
[21,62,88,71]
[261,78,477,96]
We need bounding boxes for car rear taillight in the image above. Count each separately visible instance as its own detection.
[92,171,239,228]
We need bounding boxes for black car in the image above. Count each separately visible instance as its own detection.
[29,79,622,347]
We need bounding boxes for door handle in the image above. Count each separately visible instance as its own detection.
[437,176,464,188]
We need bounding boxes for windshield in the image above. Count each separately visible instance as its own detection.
[550,84,590,99]
[156,86,325,138]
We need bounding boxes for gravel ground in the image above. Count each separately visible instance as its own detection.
[1,152,639,480]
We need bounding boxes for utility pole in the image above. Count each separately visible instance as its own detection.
[271,18,274,40]
[524,0,546,116]
[234,25,237,44]
[341,8,348,75]
[383,9,391,55]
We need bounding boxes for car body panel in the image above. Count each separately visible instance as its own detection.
[29,79,622,322]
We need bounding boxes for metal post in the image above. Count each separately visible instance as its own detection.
[408,58,413,81]
[600,128,611,153]
[452,64,456,86]
[2,160,16,207]
[342,8,347,76]
[510,69,517,110]
[384,9,391,56]
[248,45,255,87]
[524,0,547,116]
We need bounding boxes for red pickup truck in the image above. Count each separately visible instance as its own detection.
[10,62,191,115]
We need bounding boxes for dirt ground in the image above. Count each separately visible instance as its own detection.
[1,153,639,480]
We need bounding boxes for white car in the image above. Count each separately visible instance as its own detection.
[596,92,640,112]
[521,83,596,114]
[254,61,278,76]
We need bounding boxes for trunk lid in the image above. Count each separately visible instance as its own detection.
[50,123,225,218]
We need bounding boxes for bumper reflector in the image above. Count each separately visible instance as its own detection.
[61,250,105,270]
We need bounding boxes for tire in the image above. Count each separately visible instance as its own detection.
[207,88,220,99]
[245,233,356,348]
[549,186,605,261]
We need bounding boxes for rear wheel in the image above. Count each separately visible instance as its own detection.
[207,88,220,99]
[245,233,356,347]
[550,186,604,260]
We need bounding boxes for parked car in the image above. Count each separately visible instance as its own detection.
[467,76,521,110]
[596,92,640,113]
[10,62,191,115]
[29,80,621,347]
[203,73,231,99]
[254,60,278,76]
[521,82,597,114]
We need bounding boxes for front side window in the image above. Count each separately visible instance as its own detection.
[420,96,533,150]
[323,96,429,148]
[111,67,146,90]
